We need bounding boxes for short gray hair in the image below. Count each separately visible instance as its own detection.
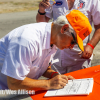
[53,15,76,37]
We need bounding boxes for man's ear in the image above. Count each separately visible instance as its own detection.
[61,24,69,34]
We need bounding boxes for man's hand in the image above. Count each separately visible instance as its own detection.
[81,45,93,59]
[80,24,100,59]
[47,75,74,89]
[39,0,50,13]
[36,0,51,22]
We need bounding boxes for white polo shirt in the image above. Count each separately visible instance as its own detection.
[0,22,57,89]
[46,0,100,25]
[46,0,100,59]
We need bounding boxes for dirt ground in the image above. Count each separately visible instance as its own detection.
[0,0,41,13]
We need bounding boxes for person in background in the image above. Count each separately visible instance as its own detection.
[36,0,100,74]
[0,10,92,90]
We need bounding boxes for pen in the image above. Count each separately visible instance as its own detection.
[53,65,61,75]
[53,65,73,84]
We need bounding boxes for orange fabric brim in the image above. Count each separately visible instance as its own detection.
[77,34,84,51]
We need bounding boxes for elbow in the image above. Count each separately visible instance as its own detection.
[7,76,21,90]
[8,82,16,90]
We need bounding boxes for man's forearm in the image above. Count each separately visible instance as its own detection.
[36,13,47,22]
[82,24,100,59]
[36,0,50,22]
[89,25,100,47]
[36,9,50,22]
[7,76,49,90]
[43,66,59,78]
[7,73,74,90]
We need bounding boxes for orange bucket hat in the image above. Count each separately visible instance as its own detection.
[66,10,92,51]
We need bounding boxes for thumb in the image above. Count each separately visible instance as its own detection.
[78,51,83,58]
[78,51,83,55]
[67,75,75,80]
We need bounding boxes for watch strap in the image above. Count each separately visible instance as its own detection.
[38,10,46,15]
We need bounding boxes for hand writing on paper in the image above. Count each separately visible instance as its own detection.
[47,75,74,90]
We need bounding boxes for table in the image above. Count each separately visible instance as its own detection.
[30,65,100,100]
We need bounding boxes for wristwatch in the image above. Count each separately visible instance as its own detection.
[38,10,46,15]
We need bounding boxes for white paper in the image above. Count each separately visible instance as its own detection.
[44,78,94,97]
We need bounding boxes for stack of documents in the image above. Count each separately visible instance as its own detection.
[44,78,94,97]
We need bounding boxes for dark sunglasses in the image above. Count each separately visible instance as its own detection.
[71,33,77,45]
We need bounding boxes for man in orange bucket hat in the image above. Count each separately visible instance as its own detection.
[66,10,92,51]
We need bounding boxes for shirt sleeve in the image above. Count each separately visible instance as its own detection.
[1,37,37,80]
[91,0,100,25]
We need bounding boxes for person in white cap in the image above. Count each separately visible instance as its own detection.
[0,10,91,90]
[36,0,100,74]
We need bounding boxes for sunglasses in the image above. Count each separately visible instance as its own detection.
[70,33,82,51]
[71,33,77,45]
